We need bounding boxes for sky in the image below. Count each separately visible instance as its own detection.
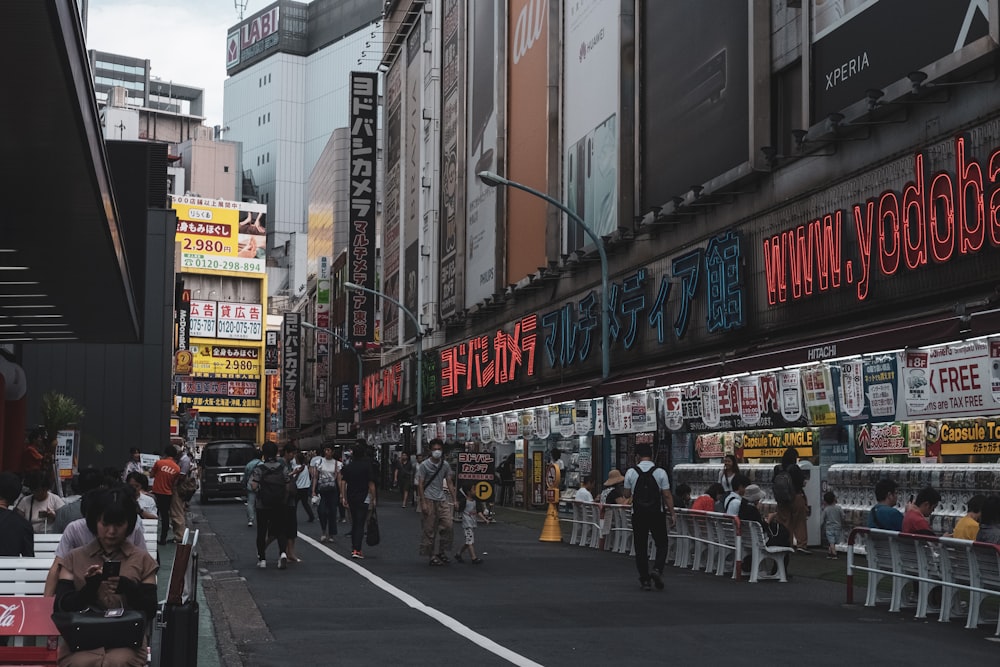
[85,0,266,127]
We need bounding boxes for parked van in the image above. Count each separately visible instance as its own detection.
[199,440,258,504]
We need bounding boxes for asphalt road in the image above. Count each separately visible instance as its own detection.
[192,495,1000,666]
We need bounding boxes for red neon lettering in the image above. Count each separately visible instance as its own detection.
[901,152,927,270]
[853,201,875,301]
[989,148,1000,246]
[929,172,955,263]
[784,228,803,299]
[878,191,901,276]
[762,235,786,304]
[814,212,842,291]
[957,136,986,253]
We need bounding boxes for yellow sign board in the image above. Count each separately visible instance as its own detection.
[171,196,268,275]
[192,344,262,376]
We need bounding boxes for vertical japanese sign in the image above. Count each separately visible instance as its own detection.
[439,0,462,318]
[176,289,191,352]
[349,71,378,343]
[264,330,279,375]
[282,313,300,429]
[315,256,331,412]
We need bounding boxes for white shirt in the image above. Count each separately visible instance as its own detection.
[574,487,594,503]
[623,460,671,492]
[137,492,158,517]
[723,491,742,516]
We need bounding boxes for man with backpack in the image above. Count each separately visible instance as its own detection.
[623,443,675,591]
[250,442,292,570]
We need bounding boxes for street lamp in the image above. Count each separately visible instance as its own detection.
[477,170,610,380]
[300,321,364,427]
[343,281,424,454]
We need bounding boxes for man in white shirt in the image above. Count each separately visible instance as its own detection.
[623,443,675,591]
[574,476,595,503]
[724,475,751,516]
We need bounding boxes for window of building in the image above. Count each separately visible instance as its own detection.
[224,166,230,173]
[267,112,271,122]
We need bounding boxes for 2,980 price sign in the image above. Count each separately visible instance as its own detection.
[217,318,263,341]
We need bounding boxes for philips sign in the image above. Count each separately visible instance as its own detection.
[227,5,281,70]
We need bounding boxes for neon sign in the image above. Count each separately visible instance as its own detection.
[762,135,1000,305]
[362,362,404,411]
[440,315,538,398]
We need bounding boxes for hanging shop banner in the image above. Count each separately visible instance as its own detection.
[833,353,899,423]
[778,370,802,422]
[534,408,551,439]
[470,417,483,442]
[436,421,446,440]
[899,341,1000,420]
[662,388,683,431]
[992,341,1000,403]
[902,349,930,413]
[694,432,725,460]
[907,420,926,458]
[857,422,908,456]
[700,383,721,428]
[505,412,520,439]
[802,365,837,425]
[574,400,593,435]
[457,452,496,502]
[683,376,810,432]
[457,417,470,441]
[739,428,817,459]
[446,420,457,441]
[555,403,573,437]
[936,418,1000,456]
[491,415,504,442]
[519,410,535,438]
[606,395,628,434]
[738,376,762,427]
[281,313,300,429]
[630,392,656,433]
[594,399,605,436]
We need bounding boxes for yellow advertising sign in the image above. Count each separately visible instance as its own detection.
[171,196,268,275]
[191,344,262,376]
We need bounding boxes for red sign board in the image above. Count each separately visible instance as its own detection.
[0,596,59,635]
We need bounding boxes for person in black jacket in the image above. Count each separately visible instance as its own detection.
[774,447,809,553]
[0,472,33,556]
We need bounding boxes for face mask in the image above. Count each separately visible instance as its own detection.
[431,450,443,459]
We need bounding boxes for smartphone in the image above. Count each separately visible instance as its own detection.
[103,560,121,578]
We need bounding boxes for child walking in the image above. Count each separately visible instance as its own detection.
[822,491,844,559]
[455,485,487,565]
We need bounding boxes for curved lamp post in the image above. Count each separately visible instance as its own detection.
[300,321,364,428]
[343,281,424,454]
[477,170,610,380]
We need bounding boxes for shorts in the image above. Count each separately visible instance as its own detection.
[825,528,842,547]
[464,527,475,546]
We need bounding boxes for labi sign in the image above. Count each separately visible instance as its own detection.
[762,134,1000,305]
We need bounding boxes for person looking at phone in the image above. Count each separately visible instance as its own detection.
[15,470,65,534]
[54,487,158,665]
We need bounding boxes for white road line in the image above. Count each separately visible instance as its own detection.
[297,533,544,667]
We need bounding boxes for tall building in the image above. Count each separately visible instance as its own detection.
[89,50,205,117]
[222,0,383,303]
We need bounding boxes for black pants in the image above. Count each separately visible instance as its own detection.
[348,499,368,552]
[631,510,669,582]
[154,493,172,542]
[317,487,339,534]
[256,507,289,560]
[296,487,314,521]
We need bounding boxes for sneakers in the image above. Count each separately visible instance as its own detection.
[278,553,288,570]
[826,554,838,560]
[319,534,329,543]
[339,518,347,523]
[257,559,266,569]
[351,550,365,559]
[640,579,652,592]
[650,570,664,590]
[248,520,253,527]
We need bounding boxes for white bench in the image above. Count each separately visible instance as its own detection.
[671,509,742,580]
[846,527,1000,634]
[0,556,55,596]
[34,519,159,562]
[564,501,602,548]
[740,520,794,583]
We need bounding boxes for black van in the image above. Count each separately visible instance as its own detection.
[199,440,258,503]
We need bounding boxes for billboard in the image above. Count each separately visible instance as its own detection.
[383,60,402,345]
[191,344,261,377]
[438,0,464,318]
[563,0,620,248]
[172,196,268,275]
[187,300,263,341]
[315,256,330,411]
[282,313,301,429]
[507,0,550,283]
[348,72,379,343]
[226,3,281,73]
[811,0,994,122]
[465,0,499,306]
[640,1,751,213]
[402,22,423,342]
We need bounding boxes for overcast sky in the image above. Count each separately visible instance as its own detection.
[85,0,263,127]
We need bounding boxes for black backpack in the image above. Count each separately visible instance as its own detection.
[257,462,289,509]
[772,465,794,505]
[631,466,662,512]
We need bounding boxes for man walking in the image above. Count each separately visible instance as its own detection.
[417,438,457,566]
[340,441,376,559]
[242,448,262,527]
[623,442,675,591]
[150,445,180,545]
[250,442,291,569]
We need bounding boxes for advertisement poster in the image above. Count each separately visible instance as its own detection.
[446,419,457,441]
[738,376,762,426]
[473,417,488,443]
[505,412,520,439]
[457,417,470,442]
[662,388,684,431]
[574,400,593,435]
[192,344,260,377]
[903,349,930,413]
[534,407,551,439]
[492,415,505,442]
[56,430,79,481]
[171,197,268,275]
[778,370,803,422]
[857,422,908,456]
[991,340,1000,403]
[694,432,725,459]
[907,420,926,458]
[457,451,496,502]
[834,353,898,422]
[559,403,576,437]
[899,341,1000,419]
[606,394,625,434]
[936,418,1000,456]
[802,365,837,425]
[740,428,817,459]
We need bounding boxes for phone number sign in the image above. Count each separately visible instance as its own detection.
[177,377,261,408]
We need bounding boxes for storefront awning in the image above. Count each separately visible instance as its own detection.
[196,415,214,424]
[213,416,236,426]
[238,417,259,426]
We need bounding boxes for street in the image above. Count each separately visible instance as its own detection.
[189,495,1000,666]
